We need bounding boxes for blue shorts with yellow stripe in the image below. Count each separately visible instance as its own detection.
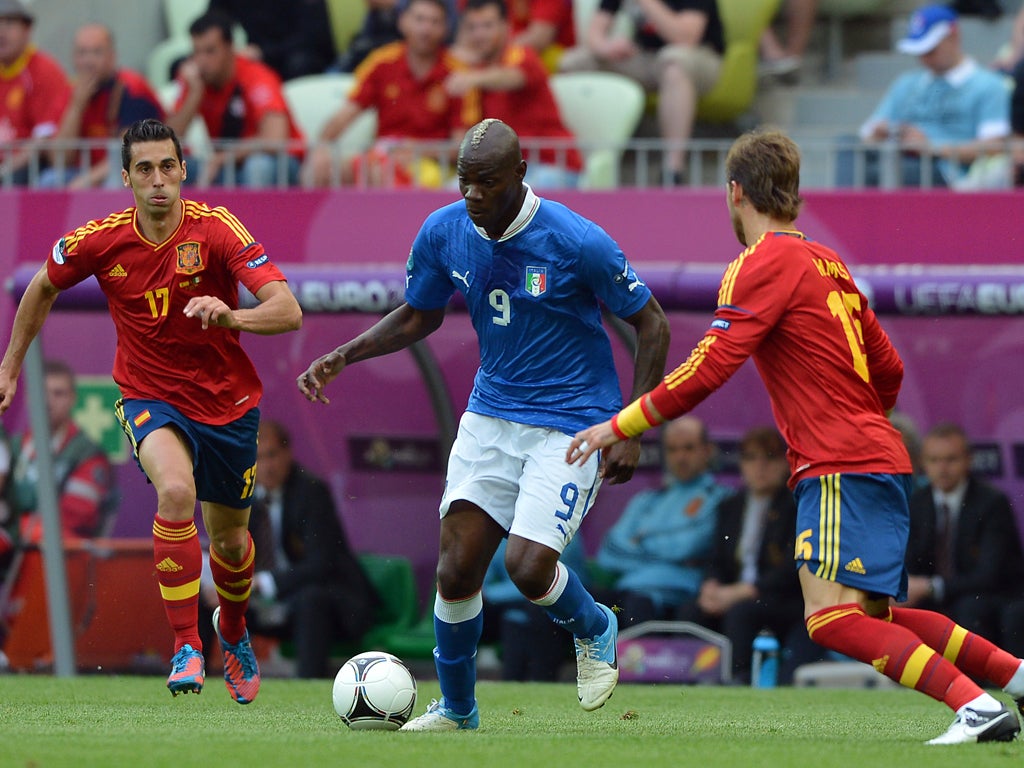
[116,398,259,509]
[793,472,914,601]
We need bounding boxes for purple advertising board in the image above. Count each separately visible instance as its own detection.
[2,189,1022,594]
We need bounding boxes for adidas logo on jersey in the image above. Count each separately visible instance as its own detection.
[844,558,866,575]
[108,264,127,278]
[156,557,183,573]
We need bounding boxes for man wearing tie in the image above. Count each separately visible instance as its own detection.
[902,422,1024,645]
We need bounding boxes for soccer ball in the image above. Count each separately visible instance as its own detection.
[332,651,417,730]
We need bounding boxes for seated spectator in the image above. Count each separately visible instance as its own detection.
[455,0,576,71]
[338,0,459,73]
[448,0,582,188]
[902,422,1024,646]
[482,534,588,681]
[558,0,724,185]
[759,0,817,78]
[305,0,470,188]
[837,4,1010,189]
[337,0,404,72]
[208,0,337,81]
[200,420,377,678]
[6,360,116,545]
[677,426,819,685]
[994,4,1024,184]
[594,415,728,627]
[45,23,164,189]
[166,10,305,187]
[0,0,71,185]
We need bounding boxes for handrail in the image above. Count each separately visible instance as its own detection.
[1,136,1021,190]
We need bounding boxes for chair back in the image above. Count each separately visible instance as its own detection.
[549,71,645,188]
[696,0,781,123]
[283,74,378,157]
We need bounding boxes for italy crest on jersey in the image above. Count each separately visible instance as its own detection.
[525,266,547,297]
[175,242,203,275]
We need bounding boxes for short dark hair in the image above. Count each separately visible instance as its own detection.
[725,130,803,222]
[403,0,450,17]
[189,9,234,42]
[738,426,786,459]
[43,359,76,386]
[925,421,970,448]
[121,119,183,171]
[259,419,291,449]
[464,0,507,16]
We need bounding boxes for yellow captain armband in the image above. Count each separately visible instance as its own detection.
[611,396,658,439]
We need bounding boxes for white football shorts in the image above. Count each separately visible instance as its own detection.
[440,411,603,553]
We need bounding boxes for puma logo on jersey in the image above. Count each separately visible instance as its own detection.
[452,269,471,289]
[108,264,127,278]
[628,276,645,292]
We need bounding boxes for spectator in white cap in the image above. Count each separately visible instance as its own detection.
[837,3,1011,188]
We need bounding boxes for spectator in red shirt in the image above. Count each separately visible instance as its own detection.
[166,10,304,187]
[449,0,581,188]
[455,0,574,69]
[0,0,71,185]
[45,23,164,189]
[305,0,471,188]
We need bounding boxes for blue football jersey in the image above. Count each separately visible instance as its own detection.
[404,188,653,434]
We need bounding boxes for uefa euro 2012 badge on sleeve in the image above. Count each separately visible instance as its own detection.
[52,238,67,265]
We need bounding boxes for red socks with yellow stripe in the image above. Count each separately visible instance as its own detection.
[889,606,1021,690]
[806,603,982,711]
[208,532,255,645]
[152,514,203,653]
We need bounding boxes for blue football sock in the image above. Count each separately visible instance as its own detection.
[433,592,483,715]
[532,564,607,639]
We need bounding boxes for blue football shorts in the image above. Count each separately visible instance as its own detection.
[116,398,260,509]
[793,472,914,601]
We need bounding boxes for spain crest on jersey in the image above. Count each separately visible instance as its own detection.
[175,242,203,275]
[525,266,547,297]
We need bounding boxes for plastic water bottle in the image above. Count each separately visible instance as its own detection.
[751,630,780,688]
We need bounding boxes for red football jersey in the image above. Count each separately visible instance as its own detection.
[0,46,70,142]
[176,55,303,156]
[649,230,913,485]
[464,45,582,171]
[349,42,472,140]
[508,0,575,48]
[46,199,287,425]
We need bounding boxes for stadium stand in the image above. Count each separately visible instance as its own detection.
[548,71,645,189]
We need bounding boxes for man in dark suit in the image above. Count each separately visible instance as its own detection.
[677,426,817,684]
[203,419,377,678]
[903,422,1024,644]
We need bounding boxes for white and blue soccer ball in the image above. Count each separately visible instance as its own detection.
[332,651,417,730]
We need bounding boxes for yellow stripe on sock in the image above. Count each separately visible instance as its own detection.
[159,577,201,602]
[215,582,252,602]
[898,645,934,688]
[943,624,969,663]
[210,542,255,573]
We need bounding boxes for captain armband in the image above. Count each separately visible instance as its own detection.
[611,396,660,440]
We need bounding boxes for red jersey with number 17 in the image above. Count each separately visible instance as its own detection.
[45,199,287,425]
[648,230,912,486]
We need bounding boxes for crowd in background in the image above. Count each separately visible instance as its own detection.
[3,0,1024,189]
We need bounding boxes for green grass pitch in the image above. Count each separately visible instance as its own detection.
[1,676,1020,768]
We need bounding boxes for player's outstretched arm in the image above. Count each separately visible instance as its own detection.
[0,264,62,415]
[297,304,446,405]
[183,280,302,334]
